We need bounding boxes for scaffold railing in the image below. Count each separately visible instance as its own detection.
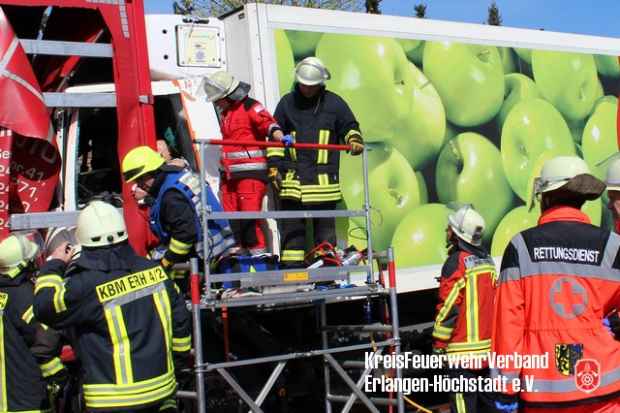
[182,138,405,413]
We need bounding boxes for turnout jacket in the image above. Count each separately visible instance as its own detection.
[148,167,234,266]
[0,271,64,413]
[33,243,192,412]
[432,240,496,361]
[492,206,620,407]
[269,86,362,204]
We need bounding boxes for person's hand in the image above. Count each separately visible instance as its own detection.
[494,393,519,412]
[268,167,282,192]
[49,241,73,264]
[347,136,364,156]
[281,134,294,147]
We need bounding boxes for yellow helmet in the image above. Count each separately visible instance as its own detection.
[121,146,165,183]
[0,232,42,277]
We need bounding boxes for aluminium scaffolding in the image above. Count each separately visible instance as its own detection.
[181,139,406,413]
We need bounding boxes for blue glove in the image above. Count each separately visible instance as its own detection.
[281,134,294,147]
[604,317,612,334]
[495,401,518,412]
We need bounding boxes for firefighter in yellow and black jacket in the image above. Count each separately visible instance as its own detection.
[0,232,66,413]
[34,201,192,412]
[269,57,364,267]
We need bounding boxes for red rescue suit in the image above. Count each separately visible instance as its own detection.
[492,206,620,410]
[218,97,280,253]
[432,242,497,359]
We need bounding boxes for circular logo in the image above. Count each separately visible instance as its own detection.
[549,277,588,319]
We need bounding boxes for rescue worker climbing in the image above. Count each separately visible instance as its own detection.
[432,205,501,413]
[33,201,192,412]
[0,232,66,413]
[122,145,235,269]
[492,156,620,412]
[269,56,364,267]
[204,70,289,255]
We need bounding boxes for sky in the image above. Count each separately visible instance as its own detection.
[146,0,620,38]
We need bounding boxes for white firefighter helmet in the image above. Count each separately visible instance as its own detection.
[0,232,43,277]
[295,57,331,86]
[76,201,128,247]
[534,156,591,195]
[203,71,239,102]
[448,204,485,246]
[606,156,620,192]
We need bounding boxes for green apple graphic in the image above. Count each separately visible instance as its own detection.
[392,204,450,268]
[274,30,295,96]
[317,34,445,169]
[514,48,532,64]
[423,41,504,127]
[582,96,618,180]
[499,47,517,74]
[501,98,576,201]
[491,206,539,257]
[436,132,514,240]
[497,73,540,130]
[340,144,426,251]
[285,30,323,60]
[594,55,620,78]
[532,50,601,122]
[567,118,586,144]
[398,39,424,64]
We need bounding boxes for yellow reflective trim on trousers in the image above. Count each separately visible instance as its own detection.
[433,278,465,338]
[84,370,175,395]
[172,336,191,352]
[40,357,64,378]
[317,130,329,164]
[22,305,34,324]
[302,194,342,203]
[455,393,467,413]
[0,317,6,412]
[84,378,176,408]
[153,290,173,372]
[104,306,133,384]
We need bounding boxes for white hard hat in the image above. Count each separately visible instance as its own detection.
[534,156,591,195]
[76,201,128,247]
[203,71,239,102]
[448,205,485,246]
[295,57,331,86]
[606,156,620,192]
[0,232,42,277]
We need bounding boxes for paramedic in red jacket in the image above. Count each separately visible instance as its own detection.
[432,204,500,413]
[492,156,620,413]
[204,71,290,255]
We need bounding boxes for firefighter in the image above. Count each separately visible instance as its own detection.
[268,56,364,267]
[204,70,290,255]
[432,205,500,413]
[606,156,620,233]
[0,232,66,413]
[33,201,192,412]
[122,146,235,269]
[492,156,620,413]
